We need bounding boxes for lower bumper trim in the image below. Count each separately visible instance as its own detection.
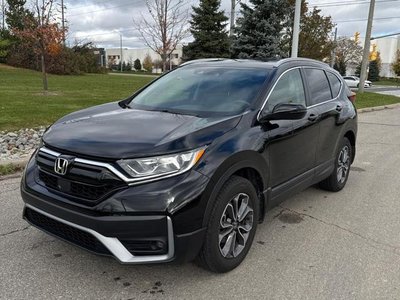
[24,204,175,264]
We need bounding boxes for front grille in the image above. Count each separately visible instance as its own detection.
[25,207,111,255]
[35,150,127,205]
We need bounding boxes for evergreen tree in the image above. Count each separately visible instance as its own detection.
[143,53,153,72]
[134,58,142,70]
[334,57,346,76]
[355,62,362,77]
[6,0,33,31]
[391,50,400,77]
[231,0,290,59]
[183,0,230,60]
[368,60,379,81]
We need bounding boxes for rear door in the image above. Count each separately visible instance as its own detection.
[304,68,344,175]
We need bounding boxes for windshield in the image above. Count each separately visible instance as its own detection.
[129,66,271,117]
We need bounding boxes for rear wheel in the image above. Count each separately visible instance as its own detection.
[197,176,259,273]
[319,137,352,192]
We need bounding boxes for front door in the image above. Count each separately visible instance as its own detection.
[263,68,318,188]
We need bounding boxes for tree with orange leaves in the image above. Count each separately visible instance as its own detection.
[14,0,65,91]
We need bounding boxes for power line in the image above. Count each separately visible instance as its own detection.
[336,16,400,23]
[67,0,124,11]
[309,0,399,6]
[66,0,145,18]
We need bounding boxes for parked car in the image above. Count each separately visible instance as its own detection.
[21,58,357,273]
[343,75,372,88]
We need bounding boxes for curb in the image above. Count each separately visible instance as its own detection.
[0,172,23,181]
[357,103,400,113]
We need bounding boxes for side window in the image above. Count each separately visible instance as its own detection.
[266,69,306,112]
[304,68,332,105]
[326,72,341,98]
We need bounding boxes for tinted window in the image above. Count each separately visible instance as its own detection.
[327,72,341,98]
[304,68,332,105]
[266,69,306,112]
[131,67,271,117]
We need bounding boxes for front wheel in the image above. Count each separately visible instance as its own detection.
[319,137,352,192]
[197,176,259,273]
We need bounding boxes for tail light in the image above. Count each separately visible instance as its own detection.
[348,92,356,103]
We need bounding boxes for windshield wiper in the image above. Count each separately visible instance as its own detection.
[156,108,202,118]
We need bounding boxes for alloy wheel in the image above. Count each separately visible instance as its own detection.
[218,193,254,258]
[337,145,350,184]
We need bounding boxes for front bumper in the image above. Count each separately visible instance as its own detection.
[21,153,209,264]
[24,203,175,263]
[22,186,206,264]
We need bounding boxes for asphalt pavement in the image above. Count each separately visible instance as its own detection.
[0,107,399,300]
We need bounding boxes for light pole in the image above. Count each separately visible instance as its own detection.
[291,0,301,58]
[120,33,123,72]
[330,27,338,68]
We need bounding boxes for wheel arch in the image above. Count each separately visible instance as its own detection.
[200,151,268,227]
[344,130,356,163]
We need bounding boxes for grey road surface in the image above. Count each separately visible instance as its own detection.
[1,107,399,300]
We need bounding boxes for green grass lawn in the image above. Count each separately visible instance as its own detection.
[0,64,155,131]
[0,64,399,132]
[356,92,400,109]
[372,79,400,86]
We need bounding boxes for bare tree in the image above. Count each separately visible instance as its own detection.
[133,0,189,72]
[335,37,363,66]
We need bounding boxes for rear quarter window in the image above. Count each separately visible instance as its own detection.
[326,72,342,98]
[304,68,332,106]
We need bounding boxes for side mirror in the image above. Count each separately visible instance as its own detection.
[260,103,307,121]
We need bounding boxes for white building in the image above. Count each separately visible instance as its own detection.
[370,36,400,78]
[105,45,183,72]
[353,35,400,78]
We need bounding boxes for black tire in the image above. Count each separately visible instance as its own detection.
[197,176,259,273]
[319,137,352,192]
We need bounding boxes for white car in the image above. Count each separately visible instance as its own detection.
[343,76,372,88]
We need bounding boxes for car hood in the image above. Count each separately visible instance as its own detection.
[43,102,242,159]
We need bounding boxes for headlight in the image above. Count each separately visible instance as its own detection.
[117,148,206,180]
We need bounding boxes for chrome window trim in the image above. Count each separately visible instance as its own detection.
[257,66,344,120]
[257,66,302,121]
[302,67,343,107]
[39,147,194,186]
[25,204,175,264]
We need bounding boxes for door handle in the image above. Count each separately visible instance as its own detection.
[308,114,318,122]
[336,105,343,112]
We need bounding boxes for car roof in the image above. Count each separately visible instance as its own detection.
[181,57,332,70]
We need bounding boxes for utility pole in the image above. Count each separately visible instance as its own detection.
[230,0,240,37]
[330,27,338,68]
[1,0,5,30]
[291,0,301,58]
[359,0,376,93]
[120,33,123,72]
[61,0,65,45]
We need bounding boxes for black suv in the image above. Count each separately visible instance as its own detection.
[21,58,357,273]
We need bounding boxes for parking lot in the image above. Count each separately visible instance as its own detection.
[0,106,399,300]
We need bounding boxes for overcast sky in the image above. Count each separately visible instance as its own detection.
[63,0,400,49]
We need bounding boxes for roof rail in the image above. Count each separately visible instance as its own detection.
[180,58,230,66]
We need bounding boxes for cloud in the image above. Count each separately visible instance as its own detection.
[63,0,399,48]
